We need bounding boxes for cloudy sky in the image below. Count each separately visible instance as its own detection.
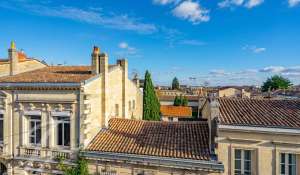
[0,0,299,86]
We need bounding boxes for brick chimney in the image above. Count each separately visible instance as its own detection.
[8,41,18,76]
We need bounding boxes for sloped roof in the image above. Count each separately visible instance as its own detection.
[160,105,192,117]
[0,66,95,83]
[218,98,300,129]
[87,118,211,160]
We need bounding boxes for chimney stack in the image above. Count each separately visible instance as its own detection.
[8,41,18,76]
[117,59,128,119]
[132,73,140,88]
[91,46,100,74]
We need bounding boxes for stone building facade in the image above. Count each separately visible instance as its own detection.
[202,98,300,175]
[0,43,143,174]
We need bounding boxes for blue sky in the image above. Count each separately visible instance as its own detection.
[0,0,300,86]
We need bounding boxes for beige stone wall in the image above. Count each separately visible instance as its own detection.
[218,88,241,98]
[127,80,143,120]
[108,67,124,120]
[0,59,46,77]
[87,160,221,175]
[81,75,103,147]
[217,130,300,175]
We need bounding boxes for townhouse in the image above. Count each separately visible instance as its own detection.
[202,98,300,175]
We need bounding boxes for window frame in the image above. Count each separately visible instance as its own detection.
[280,153,297,175]
[28,115,42,146]
[55,116,71,147]
[0,114,3,144]
[234,149,252,175]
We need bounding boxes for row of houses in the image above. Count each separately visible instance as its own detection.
[0,43,298,175]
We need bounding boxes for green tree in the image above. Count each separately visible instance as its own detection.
[59,156,89,175]
[174,96,181,106]
[172,77,180,90]
[143,70,160,121]
[173,95,188,106]
[182,96,188,106]
[261,75,292,92]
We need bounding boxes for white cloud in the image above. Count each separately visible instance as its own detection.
[172,1,210,24]
[260,66,286,73]
[218,0,244,8]
[0,2,157,34]
[243,45,266,53]
[119,42,129,49]
[288,0,300,7]
[245,0,264,8]
[153,0,179,5]
[218,0,263,9]
[117,42,138,57]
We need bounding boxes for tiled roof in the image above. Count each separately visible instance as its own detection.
[218,98,300,129]
[87,118,211,160]
[0,66,95,83]
[158,95,200,101]
[160,105,192,117]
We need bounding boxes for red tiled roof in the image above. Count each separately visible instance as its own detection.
[219,98,300,129]
[160,105,192,117]
[0,66,95,83]
[87,118,211,160]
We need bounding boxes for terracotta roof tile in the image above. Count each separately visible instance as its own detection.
[218,98,300,129]
[87,118,211,160]
[0,66,95,83]
[160,105,192,117]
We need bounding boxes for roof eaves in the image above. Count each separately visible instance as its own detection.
[218,124,300,135]
[82,151,224,172]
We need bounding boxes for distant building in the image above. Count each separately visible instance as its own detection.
[0,42,47,77]
[217,87,251,98]
[157,94,205,118]
[160,105,192,121]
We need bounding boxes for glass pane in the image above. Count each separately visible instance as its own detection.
[235,160,241,170]
[0,120,3,142]
[280,164,285,174]
[58,123,63,145]
[64,123,70,146]
[234,170,241,175]
[36,121,41,144]
[30,136,35,144]
[244,150,251,160]
[245,160,251,171]
[235,149,241,159]
[289,165,296,175]
[280,153,285,163]
[244,171,251,175]
[289,154,296,164]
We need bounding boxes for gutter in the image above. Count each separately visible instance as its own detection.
[82,151,224,172]
[219,124,300,135]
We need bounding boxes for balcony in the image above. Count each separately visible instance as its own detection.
[17,146,75,161]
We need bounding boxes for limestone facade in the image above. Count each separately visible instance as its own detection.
[0,43,143,174]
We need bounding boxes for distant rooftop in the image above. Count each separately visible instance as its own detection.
[160,105,192,117]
